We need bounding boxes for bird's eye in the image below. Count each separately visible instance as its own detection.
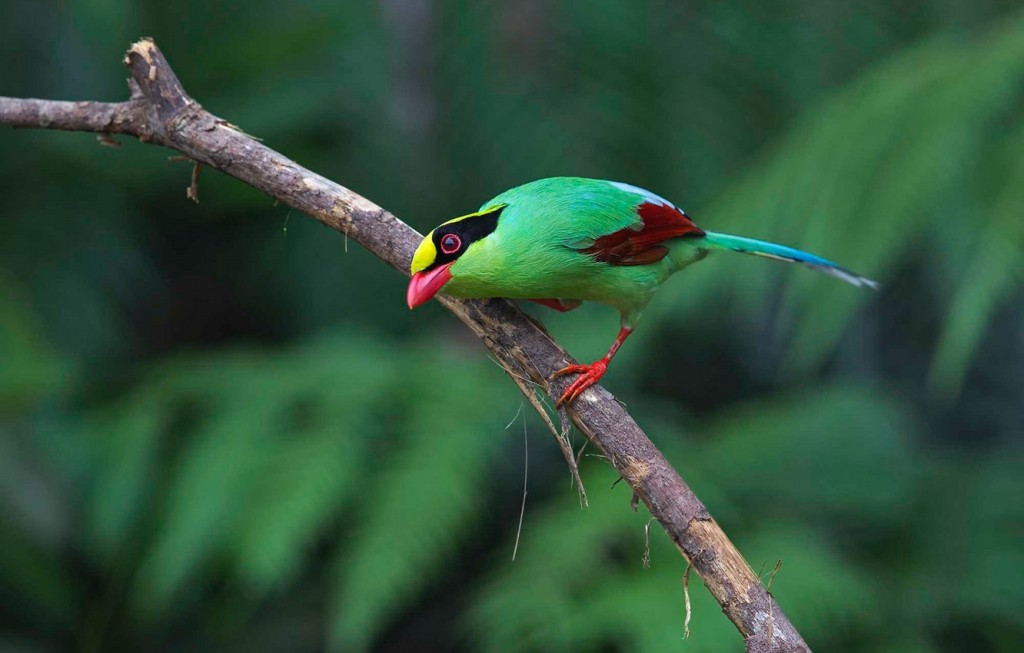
[440,233,462,255]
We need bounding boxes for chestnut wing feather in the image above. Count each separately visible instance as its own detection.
[579,201,705,266]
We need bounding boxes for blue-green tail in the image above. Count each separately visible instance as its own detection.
[701,231,879,289]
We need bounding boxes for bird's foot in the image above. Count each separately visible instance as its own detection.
[552,359,608,407]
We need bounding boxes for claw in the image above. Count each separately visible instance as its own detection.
[553,360,609,407]
[552,364,590,379]
[551,326,633,408]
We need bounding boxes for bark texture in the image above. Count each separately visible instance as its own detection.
[0,38,809,653]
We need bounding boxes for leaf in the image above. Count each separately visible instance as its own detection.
[0,515,79,630]
[465,464,652,653]
[645,12,1024,379]
[230,338,397,593]
[694,384,918,520]
[738,525,878,644]
[329,354,511,652]
[0,278,67,409]
[131,386,285,616]
[83,393,165,561]
[927,123,1024,396]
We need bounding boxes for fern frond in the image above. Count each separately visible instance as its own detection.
[329,352,510,652]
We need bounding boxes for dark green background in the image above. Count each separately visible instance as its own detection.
[2,1,1022,652]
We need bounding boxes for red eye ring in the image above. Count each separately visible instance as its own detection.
[440,233,462,255]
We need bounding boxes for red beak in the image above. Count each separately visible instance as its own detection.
[407,262,454,309]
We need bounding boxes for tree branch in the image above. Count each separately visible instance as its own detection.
[0,38,809,653]
[0,97,149,135]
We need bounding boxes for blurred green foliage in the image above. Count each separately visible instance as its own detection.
[2,1,1022,652]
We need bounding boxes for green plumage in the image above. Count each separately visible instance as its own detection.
[446,178,669,323]
[440,177,875,328]
[408,176,877,404]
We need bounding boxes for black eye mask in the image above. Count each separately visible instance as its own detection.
[427,205,505,269]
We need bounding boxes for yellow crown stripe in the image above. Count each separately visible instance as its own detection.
[410,203,507,274]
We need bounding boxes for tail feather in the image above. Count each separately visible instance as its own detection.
[701,231,879,289]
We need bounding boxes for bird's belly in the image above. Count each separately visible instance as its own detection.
[445,253,668,312]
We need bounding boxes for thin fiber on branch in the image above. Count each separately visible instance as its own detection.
[0,38,809,653]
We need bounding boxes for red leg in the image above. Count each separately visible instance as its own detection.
[552,326,633,406]
[528,298,582,313]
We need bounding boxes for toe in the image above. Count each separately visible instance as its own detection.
[553,360,610,407]
[556,373,595,407]
[552,364,588,379]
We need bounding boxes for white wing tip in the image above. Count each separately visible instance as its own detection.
[825,266,880,290]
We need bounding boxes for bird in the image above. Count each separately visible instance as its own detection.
[407,177,877,406]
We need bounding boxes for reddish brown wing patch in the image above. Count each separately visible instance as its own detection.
[580,201,705,266]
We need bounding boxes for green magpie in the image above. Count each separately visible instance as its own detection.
[408,177,877,406]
